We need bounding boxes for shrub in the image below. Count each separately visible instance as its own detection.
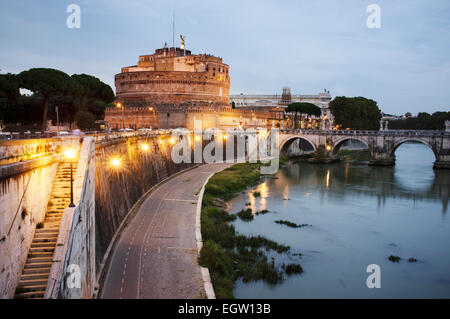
[237,208,253,222]
[274,220,310,228]
[388,255,401,262]
[282,263,304,275]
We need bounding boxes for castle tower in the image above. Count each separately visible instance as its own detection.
[281,87,291,105]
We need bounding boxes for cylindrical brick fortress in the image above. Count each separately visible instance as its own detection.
[115,46,230,107]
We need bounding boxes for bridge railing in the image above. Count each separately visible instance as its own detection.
[280,129,450,137]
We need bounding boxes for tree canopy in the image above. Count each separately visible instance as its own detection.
[70,74,115,110]
[18,68,71,132]
[329,96,381,130]
[388,111,450,130]
[0,68,115,131]
[0,73,20,101]
[286,102,322,129]
[286,102,322,117]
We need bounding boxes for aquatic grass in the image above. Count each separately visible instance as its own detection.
[282,263,304,275]
[199,162,296,298]
[388,255,401,262]
[274,220,311,228]
[255,209,269,215]
[237,208,253,222]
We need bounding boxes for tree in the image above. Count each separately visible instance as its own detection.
[0,73,21,126]
[70,74,115,112]
[388,111,450,130]
[0,73,20,101]
[74,110,96,130]
[18,68,71,132]
[286,102,322,129]
[329,96,381,130]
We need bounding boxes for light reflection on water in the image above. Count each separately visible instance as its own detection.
[228,142,450,298]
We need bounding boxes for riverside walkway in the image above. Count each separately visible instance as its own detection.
[101,163,230,299]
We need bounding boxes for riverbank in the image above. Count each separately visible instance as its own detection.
[280,149,365,165]
[198,162,303,298]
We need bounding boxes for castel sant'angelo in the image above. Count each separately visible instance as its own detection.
[105,37,330,130]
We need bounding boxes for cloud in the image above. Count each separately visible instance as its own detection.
[0,0,449,114]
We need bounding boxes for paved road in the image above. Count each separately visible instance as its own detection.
[101,163,230,299]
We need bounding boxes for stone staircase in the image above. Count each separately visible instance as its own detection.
[14,161,77,299]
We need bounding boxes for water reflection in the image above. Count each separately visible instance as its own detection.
[277,145,449,213]
[230,142,450,298]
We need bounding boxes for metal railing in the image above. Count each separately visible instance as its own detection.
[280,129,449,137]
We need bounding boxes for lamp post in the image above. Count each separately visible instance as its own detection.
[64,148,76,207]
[116,102,124,130]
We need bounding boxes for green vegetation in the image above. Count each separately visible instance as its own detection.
[0,68,114,131]
[388,255,401,262]
[329,96,381,130]
[252,191,261,197]
[286,102,322,129]
[203,163,262,201]
[313,145,326,162]
[199,163,299,298]
[337,149,359,157]
[408,257,418,263]
[388,111,450,130]
[237,208,253,222]
[255,209,269,215]
[75,110,96,130]
[282,263,304,275]
[274,220,310,228]
[280,153,314,165]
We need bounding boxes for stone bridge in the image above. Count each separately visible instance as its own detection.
[279,129,450,169]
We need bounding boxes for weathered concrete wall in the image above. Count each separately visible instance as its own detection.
[0,161,58,298]
[0,138,61,166]
[94,134,194,275]
[0,136,83,299]
[45,137,96,299]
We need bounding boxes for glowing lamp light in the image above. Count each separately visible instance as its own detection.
[110,157,122,168]
[325,145,332,151]
[195,136,201,141]
[64,148,76,160]
[223,134,228,140]
[169,137,176,144]
[140,143,150,151]
[116,102,122,108]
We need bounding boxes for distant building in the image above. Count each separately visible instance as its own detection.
[105,43,283,129]
[230,88,334,130]
[115,45,230,107]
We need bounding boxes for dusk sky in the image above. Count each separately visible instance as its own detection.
[1,0,449,115]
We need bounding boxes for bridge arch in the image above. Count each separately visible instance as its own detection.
[331,137,370,156]
[392,138,437,159]
[279,135,317,156]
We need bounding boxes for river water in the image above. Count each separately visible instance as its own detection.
[228,142,450,298]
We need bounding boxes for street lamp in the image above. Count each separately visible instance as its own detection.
[64,148,76,207]
[116,102,124,130]
[110,157,122,168]
[140,143,150,151]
